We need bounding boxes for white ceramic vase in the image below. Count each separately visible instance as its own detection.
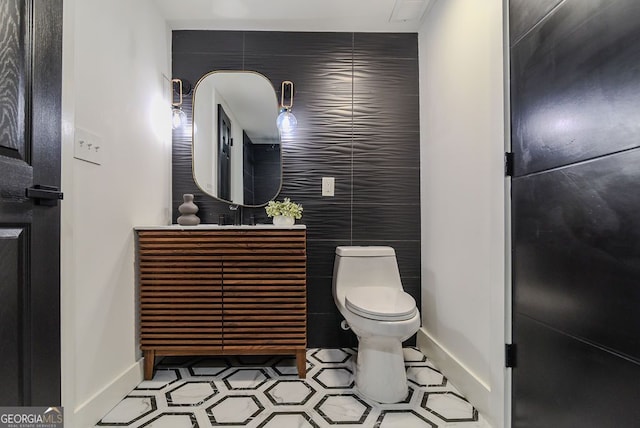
[272,215,295,226]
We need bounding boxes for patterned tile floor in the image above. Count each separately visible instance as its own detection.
[96,348,491,427]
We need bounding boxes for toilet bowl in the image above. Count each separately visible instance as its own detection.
[332,246,420,403]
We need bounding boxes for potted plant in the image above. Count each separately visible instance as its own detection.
[265,198,303,226]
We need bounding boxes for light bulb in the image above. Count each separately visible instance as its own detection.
[276,109,297,135]
[172,108,187,130]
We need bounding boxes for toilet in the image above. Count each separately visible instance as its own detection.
[332,246,420,403]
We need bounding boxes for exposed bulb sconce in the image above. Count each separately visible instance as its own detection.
[171,78,191,130]
[276,80,297,135]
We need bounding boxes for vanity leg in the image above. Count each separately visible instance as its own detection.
[296,349,307,378]
[144,350,155,380]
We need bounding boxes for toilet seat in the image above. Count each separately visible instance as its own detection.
[345,287,417,321]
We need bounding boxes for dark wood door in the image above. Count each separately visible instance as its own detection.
[510,0,640,426]
[217,104,232,201]
[0,0,63,406]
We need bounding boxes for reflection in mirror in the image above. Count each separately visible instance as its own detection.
[192,71,282,207]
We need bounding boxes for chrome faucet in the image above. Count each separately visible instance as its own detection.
[229,204,242,225]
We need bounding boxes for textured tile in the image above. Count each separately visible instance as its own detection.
[244,54,352,94]
[307,313,358,349]
[306,276,336,314]
[244,31,353,57]
[172,53,244,86]
[353,167,420,205]
[306,240,351,278]
[172,30,244,55]
[354,33,418,60]
[353,92,419,133]
[353,57,419,97]
[292,201,351,241]
[352,131,420,169]
[281,135,352,172]
[286,90,353,135]
[281,169,351,206]
[352,204,421,241]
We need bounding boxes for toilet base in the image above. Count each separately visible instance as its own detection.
[354,336,408,403]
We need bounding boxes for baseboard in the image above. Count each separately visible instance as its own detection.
[417,328,491,420]
[73,360,144,427]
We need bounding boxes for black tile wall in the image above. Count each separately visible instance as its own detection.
[172,31,420,348]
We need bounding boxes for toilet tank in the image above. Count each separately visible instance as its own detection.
[332,246,403,303]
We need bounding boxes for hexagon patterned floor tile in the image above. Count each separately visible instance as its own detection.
[96,348,491,428]
[165,381,218,407]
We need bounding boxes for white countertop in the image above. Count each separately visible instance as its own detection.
[135,224,306,231]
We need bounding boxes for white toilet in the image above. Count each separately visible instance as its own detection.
[332,246,420,403]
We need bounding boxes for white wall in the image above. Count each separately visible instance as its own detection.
[61,0,171,425]
[418,0,507,426]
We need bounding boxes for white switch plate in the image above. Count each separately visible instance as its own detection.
[322,177,335,197]
[74,128,103,165]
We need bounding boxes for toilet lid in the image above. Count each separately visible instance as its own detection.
[345,287,417,321]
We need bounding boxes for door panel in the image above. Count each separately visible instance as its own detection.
[0,228,28,405]
[514,314,640,427]
[513,150,640,360]
[511,0,640,176]
[0,0,27,160]
[0,0,62,406]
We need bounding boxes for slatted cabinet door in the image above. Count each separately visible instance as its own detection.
[136,228,307,380]
[221,230,307,349]
[138,231,224,379]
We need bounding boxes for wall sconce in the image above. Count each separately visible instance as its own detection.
[171,78,191,130]
[276,80,297,135]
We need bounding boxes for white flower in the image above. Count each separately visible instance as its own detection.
[265,198,303,219]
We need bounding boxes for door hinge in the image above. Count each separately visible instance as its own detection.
[505,343,517,368]
[505,152,514,177]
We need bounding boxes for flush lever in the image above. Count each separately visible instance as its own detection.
[26,185,64,206]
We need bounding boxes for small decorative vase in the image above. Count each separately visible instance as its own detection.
[177,194,200,226]
[272,215,295,226]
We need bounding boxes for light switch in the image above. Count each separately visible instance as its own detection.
[322,177,335,197]
[74,128,103,165]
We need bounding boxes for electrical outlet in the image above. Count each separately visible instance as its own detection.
[74,128,103,165]
[322,177,335,197]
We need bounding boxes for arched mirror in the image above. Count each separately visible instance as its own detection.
[192,71,282,207]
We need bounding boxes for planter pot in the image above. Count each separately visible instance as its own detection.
[272,215,295,226]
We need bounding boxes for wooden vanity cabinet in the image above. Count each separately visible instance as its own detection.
[136,227,307,379]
